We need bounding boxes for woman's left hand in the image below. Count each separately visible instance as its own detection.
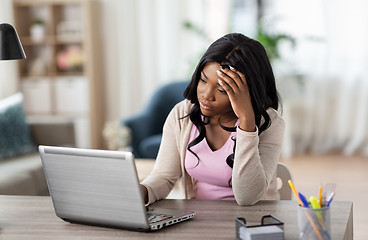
[217,66,256,132]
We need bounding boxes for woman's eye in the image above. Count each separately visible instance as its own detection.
[218,88,226,94]
[200,78,206,83]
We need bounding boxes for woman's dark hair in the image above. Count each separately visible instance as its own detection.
[183,33,280,180]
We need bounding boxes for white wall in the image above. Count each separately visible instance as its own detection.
[98,0,120,121]
[0,0,20,99]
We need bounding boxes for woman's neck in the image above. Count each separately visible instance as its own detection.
[205,113,238,128]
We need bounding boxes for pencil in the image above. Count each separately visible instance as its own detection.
[319,184,323,206]
[288,180,303,206]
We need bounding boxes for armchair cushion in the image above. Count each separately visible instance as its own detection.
[0,93,35,160]
[139,134,162,159]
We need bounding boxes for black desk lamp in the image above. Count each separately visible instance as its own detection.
[0,23,26,60]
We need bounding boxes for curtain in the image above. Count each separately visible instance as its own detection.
[116,0,232,119]
[268,0,368,157]
[116,0,208,119]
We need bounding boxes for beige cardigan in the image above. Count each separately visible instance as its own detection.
[141,99,285,206]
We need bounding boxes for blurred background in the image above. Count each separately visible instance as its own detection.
[2,0,368,156]
[0,0,367,238]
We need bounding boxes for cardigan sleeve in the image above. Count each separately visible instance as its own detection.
[231,108,285,206]
[140,101,187,205]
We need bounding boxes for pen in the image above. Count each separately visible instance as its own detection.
[322,183,336,206]
[288,180,322,239]
[298,192,309,208]
[326,192,335,206]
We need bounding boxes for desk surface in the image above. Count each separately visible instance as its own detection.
[0,196,352,240]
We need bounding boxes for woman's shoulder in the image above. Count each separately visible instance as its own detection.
[164,99,193,127]
[266,108,284,125]
[260,108,285,143]
[171,99,193,117]
[163,99,193,137]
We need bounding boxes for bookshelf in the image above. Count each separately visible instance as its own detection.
[13,0,104,149]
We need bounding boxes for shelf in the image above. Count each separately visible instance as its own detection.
[19,36,50,45]
[13,0,104,149]
[19,72,85,78]
[20,36,83,46]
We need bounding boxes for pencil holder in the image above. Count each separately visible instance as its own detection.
[297,206,331,240]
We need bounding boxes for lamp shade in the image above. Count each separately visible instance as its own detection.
[0,23,26,60]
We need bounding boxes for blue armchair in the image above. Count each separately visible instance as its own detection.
[122,80,189,159]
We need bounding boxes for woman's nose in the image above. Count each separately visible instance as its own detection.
[202,87,215,101]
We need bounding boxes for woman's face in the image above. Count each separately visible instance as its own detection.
[197,62,234,119]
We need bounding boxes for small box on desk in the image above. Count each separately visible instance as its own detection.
[235,215,284,240]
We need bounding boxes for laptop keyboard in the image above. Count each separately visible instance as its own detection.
[147,213,174,224]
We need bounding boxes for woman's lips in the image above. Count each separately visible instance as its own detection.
[200,101,213,110]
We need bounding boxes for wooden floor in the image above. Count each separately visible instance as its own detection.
[137,153,367,239]
[279,153,368,240]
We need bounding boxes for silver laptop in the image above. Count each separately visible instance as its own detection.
[39,145,196,231]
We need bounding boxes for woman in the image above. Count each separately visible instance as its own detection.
[141,33,285,206]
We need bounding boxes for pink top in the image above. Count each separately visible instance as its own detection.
[185,123,238,200]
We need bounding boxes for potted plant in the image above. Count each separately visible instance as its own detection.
[256,23,295,64]
[30,19,46,42]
